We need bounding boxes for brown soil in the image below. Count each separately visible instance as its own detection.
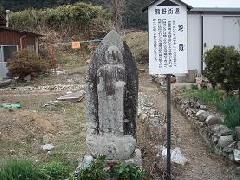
[0,71,86,162]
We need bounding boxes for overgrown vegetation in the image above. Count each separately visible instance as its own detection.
[204,46,240,93]
[0,159,42,180]
[0,157,148,180]
[0,159,72,180]
[185,89,240,129]
[9,2,111,39]
[125,31,149,64]
[7,50,50,79]
[78,156,149,180]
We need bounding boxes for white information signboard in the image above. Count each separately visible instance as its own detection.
[148,2,188,75]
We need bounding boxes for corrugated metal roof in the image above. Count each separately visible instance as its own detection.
[183,0,240,9]
[0,27,42,36]
[183,0,240,12]
[143,0,240,12]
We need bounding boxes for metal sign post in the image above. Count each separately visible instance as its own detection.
[144,0,189,179]
[166,74,171,180]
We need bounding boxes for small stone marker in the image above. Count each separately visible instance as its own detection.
[57,90,85,102]
[85,30,139,161]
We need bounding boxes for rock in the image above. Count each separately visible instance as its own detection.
[238,142,240,150]
[233,149,240,162]
[0,79,12,88]
[125,149,142,167]
[235,167,240,179]
[24,74,32,82]
[211,124,232,136]
[205,115,221,126]
[43,101,59,107]
[162,147,188,166]
[235,127,240,141]
[218,135,234,148]
[139,69,145,73]
[41,144,54,151]
[200,105,207,110]
[196,110,209,122]
[57,90,85,102]
[86,59,91,64]
[78,155,94,170]
[223,142,237,153]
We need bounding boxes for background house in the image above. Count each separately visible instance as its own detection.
[144,0,240,81]
[0,14,41,79]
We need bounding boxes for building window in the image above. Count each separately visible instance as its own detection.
[0,45,18,62]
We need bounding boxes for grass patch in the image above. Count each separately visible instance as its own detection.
[182,89,240,129]
[0,159,73,180]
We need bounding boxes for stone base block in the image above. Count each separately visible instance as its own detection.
[86,134,136,160]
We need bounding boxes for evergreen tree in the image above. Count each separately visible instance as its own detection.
[123,0,150,29]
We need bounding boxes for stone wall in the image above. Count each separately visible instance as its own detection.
[172,89,240,164]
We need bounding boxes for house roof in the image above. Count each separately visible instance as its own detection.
[142,0,192,12]
[0,27,42,37]
[143,0,240,12]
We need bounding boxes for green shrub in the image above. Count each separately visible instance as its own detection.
[40,161,71,180]
[0,159,42,180]
[204,46,240,93]
[112,163,148,180]
[7,50,50,79]
[10,3,111,39]
[77,156,149,180]
[77,156,109,180]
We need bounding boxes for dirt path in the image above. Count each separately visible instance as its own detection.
[139,73,236,180]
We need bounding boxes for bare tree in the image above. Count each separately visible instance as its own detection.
[112,0,125,32]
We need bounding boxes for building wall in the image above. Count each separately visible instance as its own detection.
[0,30,38,79]
[187,13,240,73]
[0,30,37,50]
[0,30,20,45]
[187,14,202,73]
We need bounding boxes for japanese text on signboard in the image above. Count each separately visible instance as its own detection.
[149,5,188,74]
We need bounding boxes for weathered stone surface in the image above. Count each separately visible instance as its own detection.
[211,124,232,136]
[205,115,221,126]
[223,142,237,153]
[162,147,188,166]
[235,127,240,141]
[196,110,209,122]
[124,149,142,167]
[200,105,207,110]
[57,90,85,102]
[41,144,54,151]
[85,30,138,160]
[87,134,136,160]
[218,135,234,148]
[233,149,240,162]
[0,79,12,88]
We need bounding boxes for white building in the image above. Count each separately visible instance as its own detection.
[144,0,240,76]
